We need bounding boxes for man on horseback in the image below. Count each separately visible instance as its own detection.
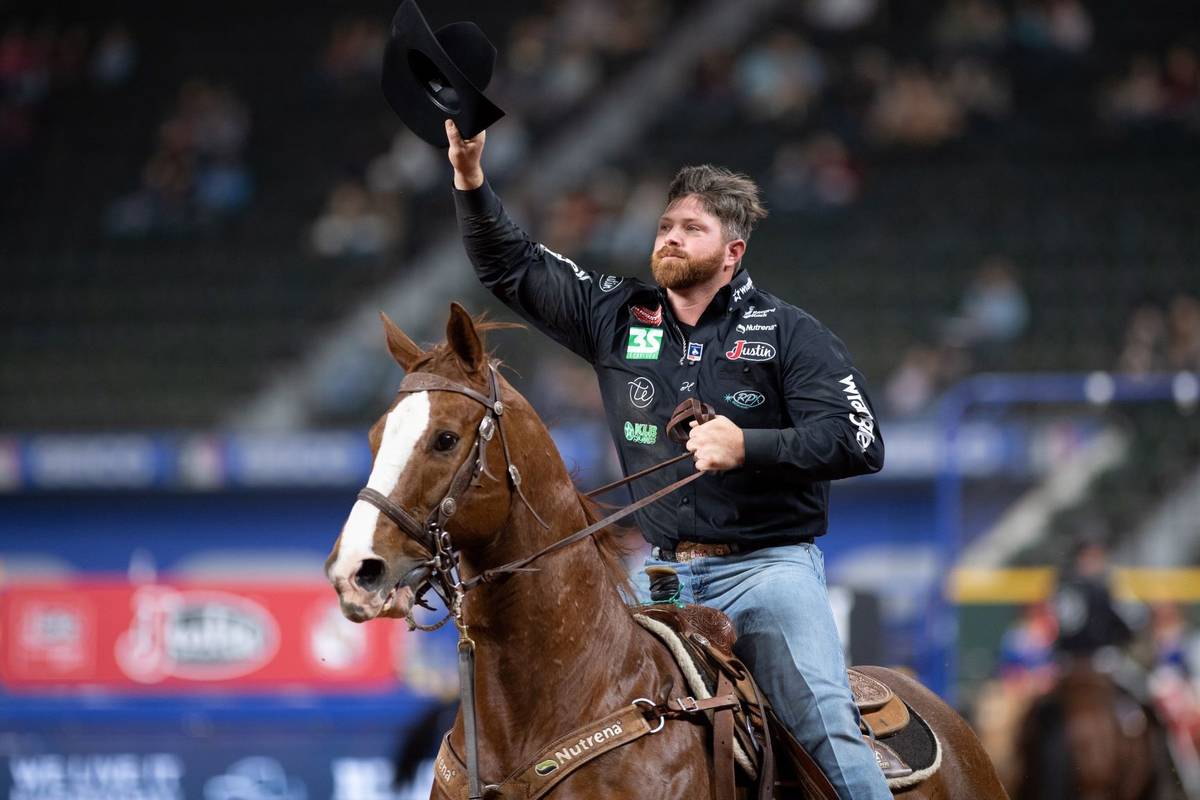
[445,119,891,799]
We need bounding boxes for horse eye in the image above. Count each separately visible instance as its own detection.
[433,431,459,452]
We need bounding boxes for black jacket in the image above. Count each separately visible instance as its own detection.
[455,182,884,549]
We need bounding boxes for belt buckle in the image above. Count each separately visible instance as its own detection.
[677,541,732,561]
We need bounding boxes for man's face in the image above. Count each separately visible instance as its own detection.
[650,195,735,290]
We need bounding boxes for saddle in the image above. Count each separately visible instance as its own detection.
[637,604,940,798]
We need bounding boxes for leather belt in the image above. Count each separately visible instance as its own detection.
[653,538,816,563]
[654,541,741,562]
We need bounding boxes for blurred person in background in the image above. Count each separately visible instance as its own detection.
[974,600,1059,789]
[942,256,1030,369]
[1052,537,1149,698]
[445,119,891,799]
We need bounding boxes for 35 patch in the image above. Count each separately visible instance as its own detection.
[625,327,663,360]
[623,421,658,445]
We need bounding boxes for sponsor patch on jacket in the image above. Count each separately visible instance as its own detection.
[726,389,765,409]
[731,276,754,303]
[630,304,663,326]
[724,340,776,361]
[686,342,704,362]
[742,306,775,318]
[736,322,776,334]
[839,374,876,450]
[628,377,655,408]
[623,421,658,445]
[539,243,589,281]
[625,327,663,360]
[599,275,623,292]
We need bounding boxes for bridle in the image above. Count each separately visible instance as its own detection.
[354,359,708,799]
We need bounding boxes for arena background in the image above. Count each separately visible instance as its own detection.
[1,0,1199,797]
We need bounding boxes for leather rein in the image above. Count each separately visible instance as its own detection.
[354,361,711,799]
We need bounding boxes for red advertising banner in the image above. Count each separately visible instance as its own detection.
[0,581,406,692]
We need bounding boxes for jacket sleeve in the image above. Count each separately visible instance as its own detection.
[455,181,603,363]
[741,329,885,480]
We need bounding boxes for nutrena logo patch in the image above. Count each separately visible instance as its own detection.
[625,327,663,360]
[537,722,626,775]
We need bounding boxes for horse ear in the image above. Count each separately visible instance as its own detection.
[446,302,485,373]
[380,312,424,371]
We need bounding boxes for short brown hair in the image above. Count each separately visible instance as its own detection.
[666,164,768,242]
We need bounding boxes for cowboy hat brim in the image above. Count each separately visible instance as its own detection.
[381,0,505,148]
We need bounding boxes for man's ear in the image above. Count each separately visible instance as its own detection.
[446,302,485,373]
[725,239,746,271]
[381,312,424,371]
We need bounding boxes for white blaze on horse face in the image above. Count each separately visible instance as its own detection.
[333,391,431,581]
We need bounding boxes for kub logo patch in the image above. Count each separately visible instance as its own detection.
[625,327,663,360]
[624,421,658,445]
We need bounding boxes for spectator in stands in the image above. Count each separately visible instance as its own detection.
[106,78,252,237]
[943,257,1030,367]
[316,17,386,94]
[766,133,860,213]
[1118,302,1169,375]
[1105,55,1167,126]
[1163,45,1200,123]
[734,30,826,122]
[1168,294,1200,371]
[310,180,401,258]
[89,23,136,88]
[884,346,941,417]
[866,64,964,147]
[1012,0,1092,56]
[933,0,1009,54]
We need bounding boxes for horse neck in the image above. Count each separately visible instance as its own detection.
[454,411,653,765]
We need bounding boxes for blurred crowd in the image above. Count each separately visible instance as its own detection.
[106,79,253,238]
[0,19,136,174]
[306,0,672,260]
[1119,294,1200,376]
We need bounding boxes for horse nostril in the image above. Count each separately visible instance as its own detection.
[354,558,387,592]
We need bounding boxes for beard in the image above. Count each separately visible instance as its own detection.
[650,244,726,290]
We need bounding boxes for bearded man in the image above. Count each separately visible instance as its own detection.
[446,119,890,799]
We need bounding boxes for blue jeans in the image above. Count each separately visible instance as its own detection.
[634,543,891,800]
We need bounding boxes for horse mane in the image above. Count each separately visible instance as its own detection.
[414,312,641,602]
[577,492,639,606]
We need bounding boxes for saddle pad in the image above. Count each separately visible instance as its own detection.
[881,701,942,792]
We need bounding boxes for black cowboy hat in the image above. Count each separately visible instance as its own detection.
[381,0,505,148]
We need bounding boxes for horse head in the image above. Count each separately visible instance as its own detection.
[325,302,532,624]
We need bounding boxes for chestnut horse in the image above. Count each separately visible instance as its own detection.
[325,303,1008,799]
[1015,661,1179,800]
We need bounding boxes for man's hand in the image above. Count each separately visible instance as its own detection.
[445,119,485,190]
[687,415,745,472]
